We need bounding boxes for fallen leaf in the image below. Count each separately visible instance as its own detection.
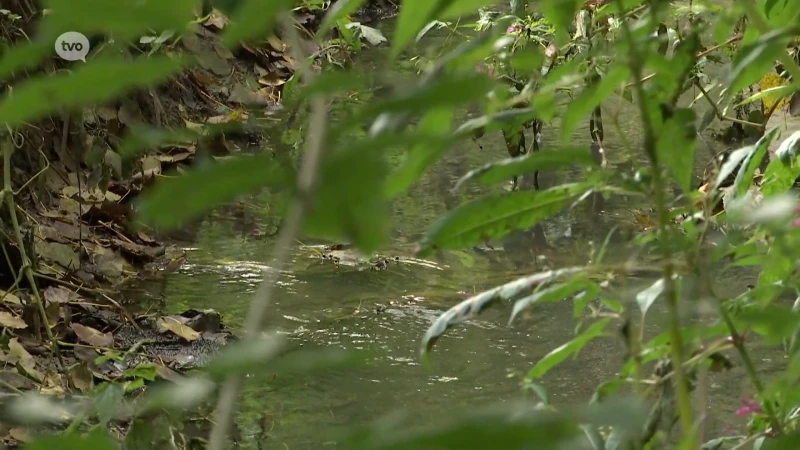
[141,156,162,178]
[0,289,22,304]
[35,240,80,269]
[8,338,42,381]
[228,83,272,106]
[44,286,73,304]
[71,323,114,347]
[157,316,201,342]
[68,362,94,393]
[258,73,285,87]
[0,312,27,329]
[204,12,228,29]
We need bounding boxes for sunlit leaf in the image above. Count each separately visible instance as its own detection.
[736,303,800,343]
[137,152,293,230]
[636,278,665,318]
[726,27,795,95]
[416,183,590,256]
[421,267,585,359]
[510,279,597,324]
[70,323,113,347]
[454,147,598,190]
[527,318,612,379]
[0,56,184,128]
[774,130,800,165]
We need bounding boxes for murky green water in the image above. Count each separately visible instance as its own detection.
[131,20,786,449]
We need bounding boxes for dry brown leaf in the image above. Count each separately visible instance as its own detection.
[157,316,201,342]
[69,362,94,393]
[9,428,32,443]
[205,12,228,29]
[71,323,114,347]
[0,312,27,329]
[258,73,285,87]
[8,338,43,381]
[44,286,73,304]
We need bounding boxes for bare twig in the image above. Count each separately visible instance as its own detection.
[207,15,329,450]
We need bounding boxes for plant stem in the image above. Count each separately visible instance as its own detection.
[617,6,696,445]
[718,306,783,434]
[1,137,67,373]
[206,15,328,450]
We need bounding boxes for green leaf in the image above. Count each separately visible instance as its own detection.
[773,130,800,165]
[763,431,800,450]
[391,0,441,59]
[385,108,454,198]
[0,56,184,129]
[761,151,800,197]
[420,267,585,359]
[454,147,598,190]
[365,73,497,116]
[137,152,293,230]
[656,108,697,193]
[540,0,583,44]
[203,334,286,379]
[736,304,800,343]
[44,0,195,39]
[510,279,597,324]
[726,27,795,95]
[305,141,392,254]
[416,183,589,256]
[286,70,369,106]
[561,65,629,143]
[221,0,293,47]
[26,429,117,450]
[735,128,778,198]
[92,382,125,426]
[319,0,368,34]
[526,318,612,380]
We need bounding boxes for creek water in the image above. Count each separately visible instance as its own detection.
[131,19,786,449]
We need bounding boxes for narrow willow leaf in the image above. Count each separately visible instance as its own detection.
[0,40,51,81]
[0,56,184,129]
[726,27,795,95]
[44,0,195,39]
[636,278,665,318]
[138,376,216,413]
[454,108,536,138]
[319,0,369,34]
[561,65,629,143]
[285,70,368,105]
[365,73,497,116]
[420,267,585,359]
[774,130,800,165]
[734,127,778,197]
[385,108,455,198]
[712,145,755,192]
[203,334,286,379]
[510,279,597,324]
[526,318,612,380]
[737,84,800,107]
[221,0,293,47]
[656,108,697,193]
[454,147,597,190]
[117,122,241,159]
[391,0,441,59]
[137,152,293,229]
[416,184,589,256]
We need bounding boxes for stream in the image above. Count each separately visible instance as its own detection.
[130,19,785,450]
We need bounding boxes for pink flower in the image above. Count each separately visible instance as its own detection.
[506,24,522,34]
[736,398,762,417]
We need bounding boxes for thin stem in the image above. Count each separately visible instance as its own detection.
[206,15,329,450]
[718,306,783,433]
[617,6,696,444]
[2,137,67,373]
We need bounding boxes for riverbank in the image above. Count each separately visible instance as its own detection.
[0,2,398,444]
